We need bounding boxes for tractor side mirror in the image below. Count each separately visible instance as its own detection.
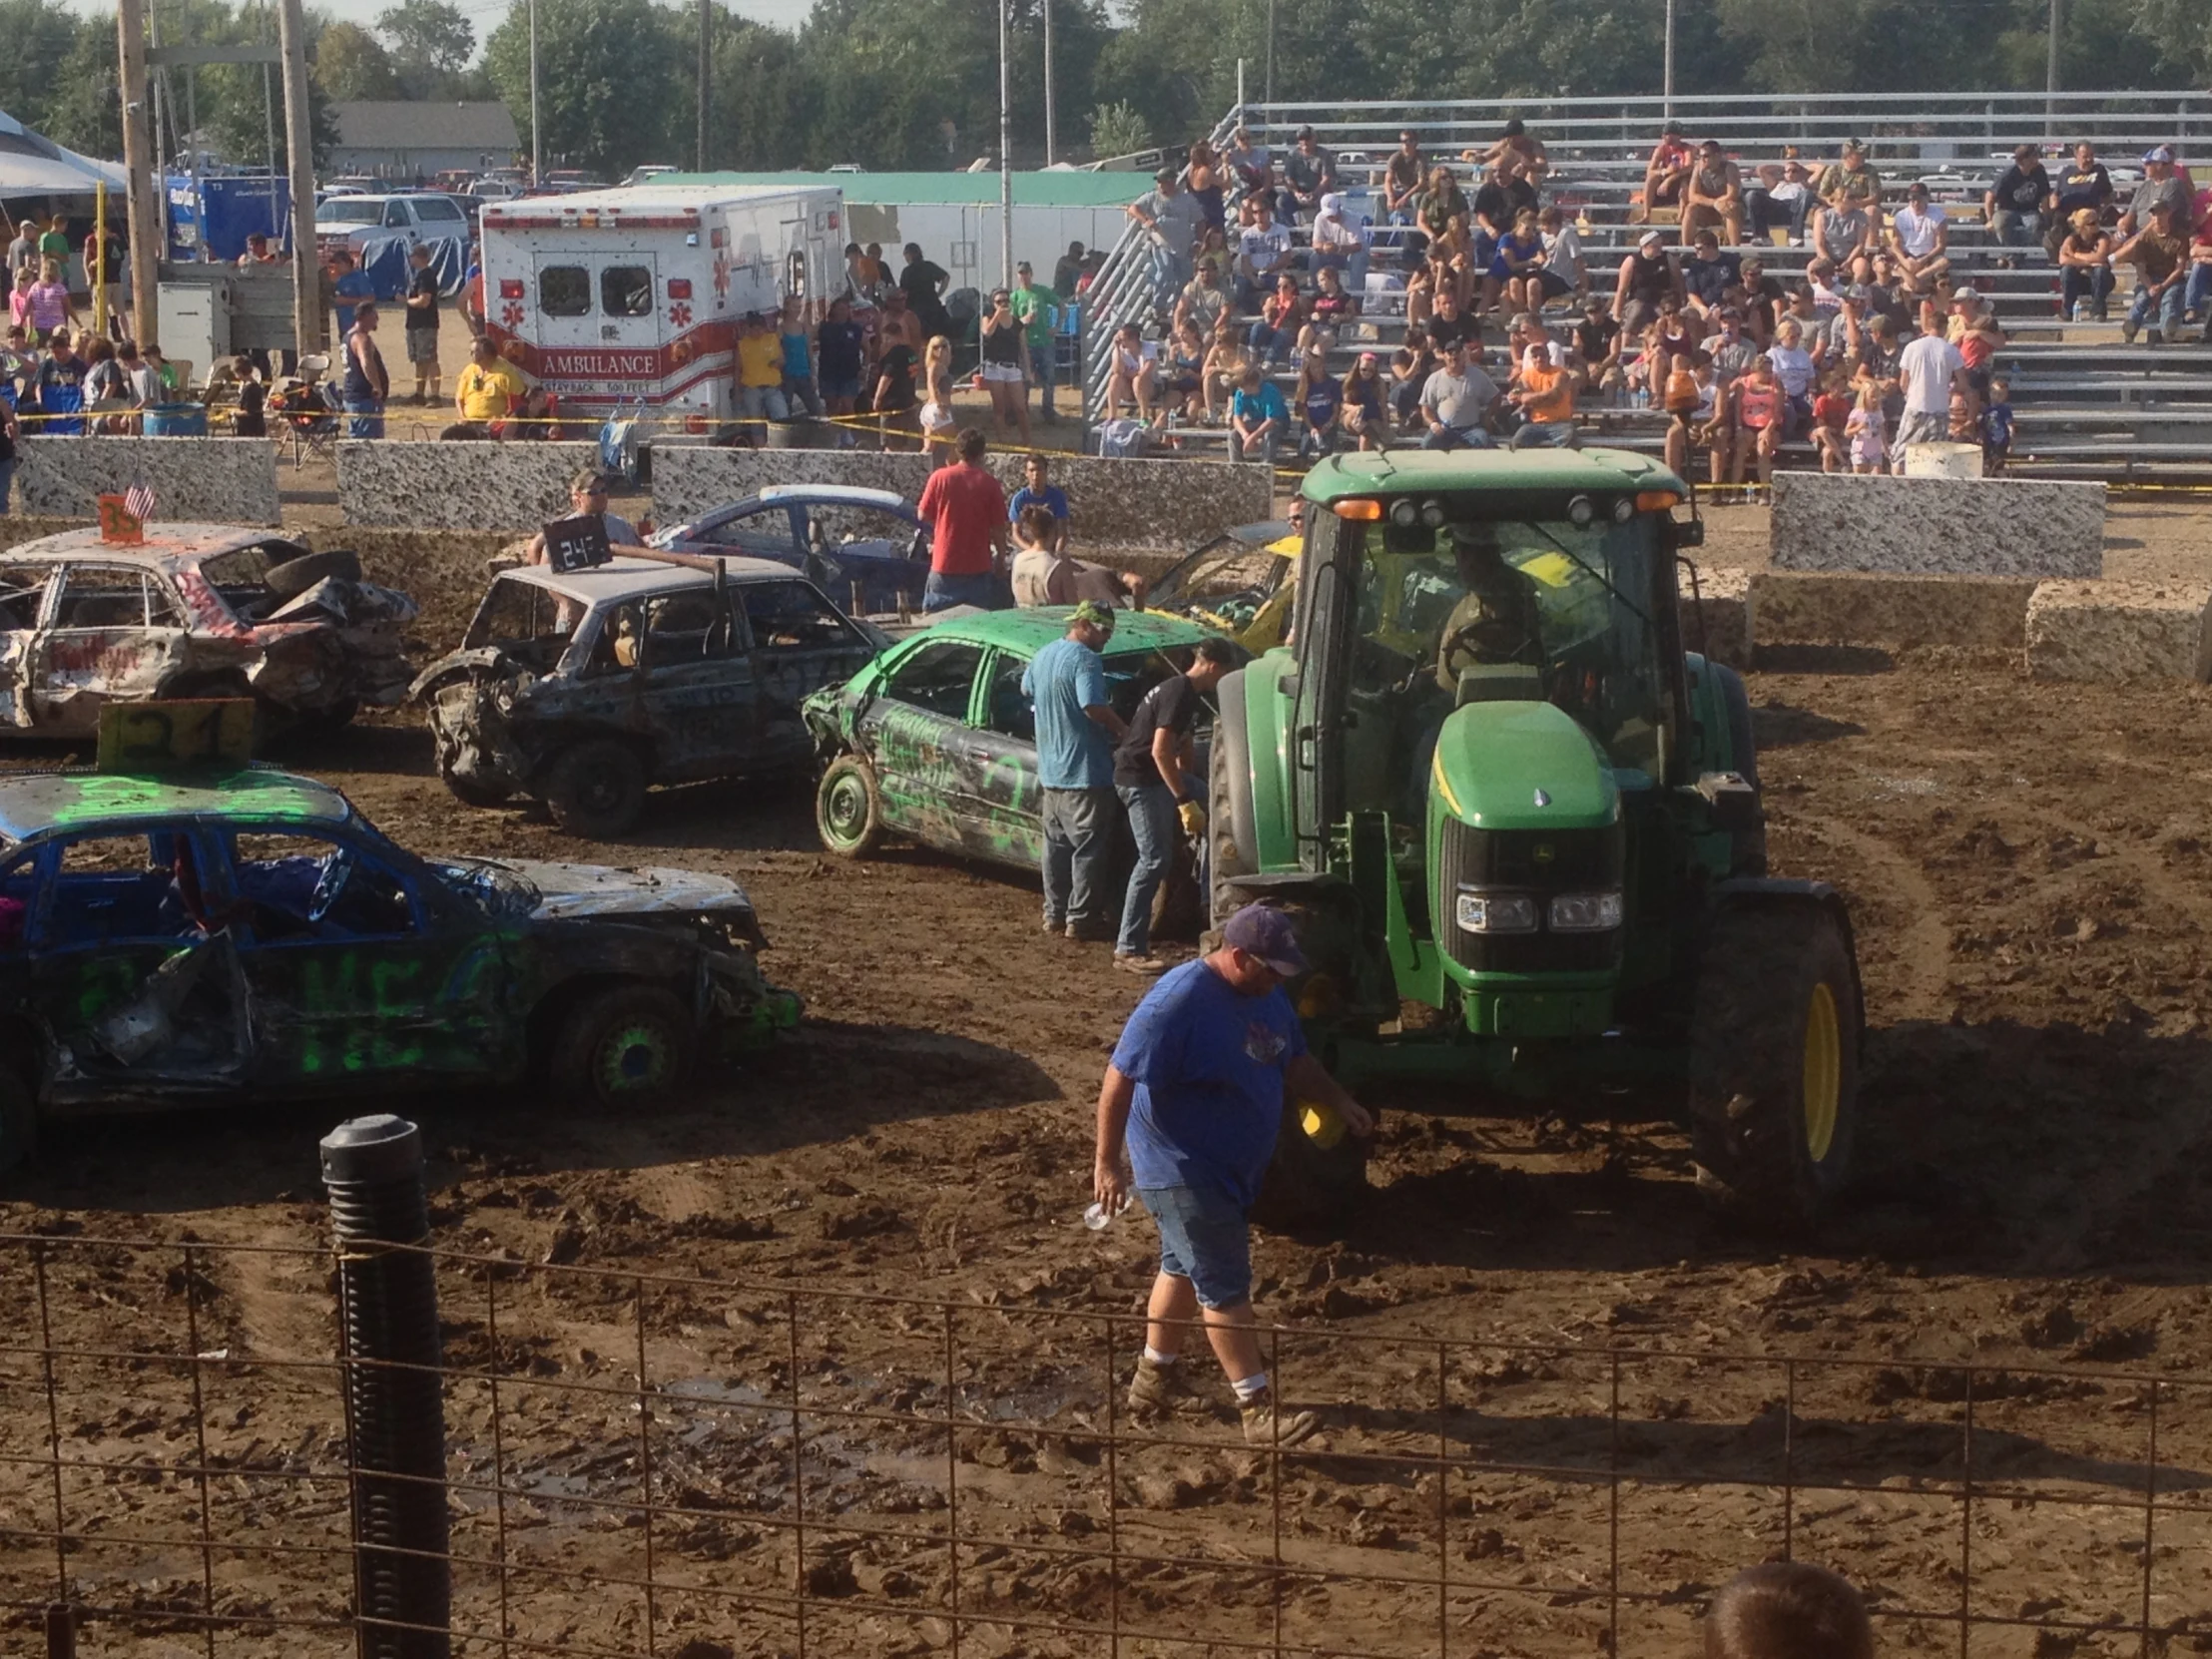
[1671,516,1706,549]
[1694,771,1759,831]
[1279,671,1301,700]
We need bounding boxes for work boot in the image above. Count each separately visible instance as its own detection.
[1128,1354,1199,1415]
[1238,1387,1321,1447]
[1114,951,1168,975]
[1067,917,1115,943]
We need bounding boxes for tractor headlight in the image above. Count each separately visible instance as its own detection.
[1548,891,1624,932]
[1456,889,1539,934]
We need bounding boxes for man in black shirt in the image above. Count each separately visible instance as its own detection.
[2051,142,2113,229]
[815,296,868,418]
[1983,143,2053,249]
[402,246,441,406]
[1110,637,1238,973]
[898,243,952,341]
[1472,156,1539,245]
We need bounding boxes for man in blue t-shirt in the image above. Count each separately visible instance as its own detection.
[1094,901,1373,1446]
[1020,600,1126,938]
[1006,452,1070,551]
[329,249,374,340]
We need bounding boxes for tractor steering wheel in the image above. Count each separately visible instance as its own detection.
[1438,619,1541,689]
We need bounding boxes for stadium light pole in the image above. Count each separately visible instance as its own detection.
[2044,0,2060,137]
[999,0,1013,287]
[1662,0,1676,119]
[1042,0,1055,167]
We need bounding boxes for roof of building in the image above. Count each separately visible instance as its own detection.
[1298,448,1690,505]
[330,101,520,154]
[655,170,1147,210]
[0,768,351,844]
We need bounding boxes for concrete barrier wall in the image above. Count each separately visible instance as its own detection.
[1771,474,2105,579]
[336,440,603,530]
[648,447,1274,553]
[1749,572,2038,651]
[14,437,281,526]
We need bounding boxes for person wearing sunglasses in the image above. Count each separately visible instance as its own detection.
[977,286,1033,445]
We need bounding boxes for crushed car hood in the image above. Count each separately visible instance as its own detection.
[474,858,763,925]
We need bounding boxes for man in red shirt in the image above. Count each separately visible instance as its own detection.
[916,426,1010,611]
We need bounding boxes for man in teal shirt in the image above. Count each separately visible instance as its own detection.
[1020,600,1127,939]
[1009,261,1063,421]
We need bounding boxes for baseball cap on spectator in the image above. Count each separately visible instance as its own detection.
[1071,599,1116,634]
[1358,350,1379,366]
[1319,192,1346,217]
[1297,125,1317,142]
[1503,118,1526,137]
[1841,283,1872,301]
[1949,283,1977,301]
[1154,166,1175,183]
[1223,903,1310,977]
[2142,145,2174,164]
[1843,136,1866,154]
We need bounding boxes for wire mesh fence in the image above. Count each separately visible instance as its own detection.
[2,1227,2208,1659]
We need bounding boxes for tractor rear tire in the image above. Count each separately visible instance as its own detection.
[1252,1093,1372,1233]
[1687,904,1861,1231]
[545,740,648,838]
[1207,731,1255,929]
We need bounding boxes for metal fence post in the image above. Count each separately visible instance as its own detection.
[321,1114,451,1659]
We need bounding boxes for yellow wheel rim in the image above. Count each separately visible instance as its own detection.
[1298,1099,1347,1149]
[1802,982,1842,1163]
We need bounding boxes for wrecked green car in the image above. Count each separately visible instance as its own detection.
[0,766,801,1167]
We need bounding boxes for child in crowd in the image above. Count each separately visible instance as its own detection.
[1706,1563,1873,1659]
[1845,382,1887,473]
[1811,370,1853,472]
[1661,350,1700,478]
[1979,376,2014,474]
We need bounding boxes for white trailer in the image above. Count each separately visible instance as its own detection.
[478,184,844,423]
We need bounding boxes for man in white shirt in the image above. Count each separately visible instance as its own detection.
[1418,338,1503,449]
[1309,194,1369,290]
[1894,326,1968,469]
[1887,182,1951,296]
[1234,199,1293,310]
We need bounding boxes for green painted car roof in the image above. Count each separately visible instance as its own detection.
[0,768,351,843]
[1298,447,1690,504]
[909,606,1219,657]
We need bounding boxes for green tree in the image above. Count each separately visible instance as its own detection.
[377,0,477,98]
[1087,99,1149,161]
[706,14,819,170]
[38,18,126,159]
[484,0,682,175]
[0,0,86,139]
[315,21,404,100]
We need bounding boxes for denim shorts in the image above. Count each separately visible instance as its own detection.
[1138,1183,1252,1310]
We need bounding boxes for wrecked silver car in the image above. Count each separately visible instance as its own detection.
[0,765,803,1168]
[0,526,418,737]
[412,554,881,837]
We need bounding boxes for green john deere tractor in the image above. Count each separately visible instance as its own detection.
[1210,447,1863,1232]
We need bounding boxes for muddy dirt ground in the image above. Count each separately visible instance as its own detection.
[6,562,2212,1657]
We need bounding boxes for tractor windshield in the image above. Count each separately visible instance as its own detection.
[1345,514,1670,777]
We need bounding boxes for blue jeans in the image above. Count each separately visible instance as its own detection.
[2126,281,2184,337]
[1033,339,1058,416]
[1139,1182,1253,1309]
[1041,785,1116,930]
[1422,424,1492,450]
[1247,321,1294,365]
[343,397,383,440]
[1992,209,2044,248]
[2184,264,2212,322]
[921,569,997,612]
[2060,265,2113,317]
[1116,782,1178,956]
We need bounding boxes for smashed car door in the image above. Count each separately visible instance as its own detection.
[220,828,510,1085]
[970,649,1048,865]
[30,565,193,739]
[638,590,759,783]
[740,579,880,767]
[857,636,986,847]
[0,561,54,729]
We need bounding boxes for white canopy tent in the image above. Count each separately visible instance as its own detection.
[0,110,129,197]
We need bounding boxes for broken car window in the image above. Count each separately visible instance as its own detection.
[464,578,577,669]
[53,567,165,630]
[643,592,734,664]
[585,604,644,674]
[0,563,48,629]
[985,655,1034,741]
[742,581,854,652]
[225,831,417,941]
[882,639,983,722]
[45,833,206,944]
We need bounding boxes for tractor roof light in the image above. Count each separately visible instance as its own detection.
[1335,499,1384,521]
[1611,496,1636,523]
[1566,494,1595,528]
[1418,499,1447,529]
[1388,498,1420,527]
[1635,489,1684,513]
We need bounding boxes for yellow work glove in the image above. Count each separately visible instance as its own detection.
[1177,799,1207,836]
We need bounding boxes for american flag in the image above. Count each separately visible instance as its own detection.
[123,481,156,523]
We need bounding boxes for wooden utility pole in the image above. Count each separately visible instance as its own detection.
[276,0,319,357]
[116,0,161,349]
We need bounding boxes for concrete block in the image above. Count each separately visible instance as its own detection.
[1749,572,2037,651]
[14,437,280,526]
[337,440,601,529]
[648,446,1273,554]
[2025,580,2212,683]
[1679,564,1750,666]
[1771,473,2103,579]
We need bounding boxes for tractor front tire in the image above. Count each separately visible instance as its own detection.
[1688,904,1861,1231]
[1251,1094,1372,1233]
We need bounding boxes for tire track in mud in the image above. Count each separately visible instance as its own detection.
[1788,806,1955,1026]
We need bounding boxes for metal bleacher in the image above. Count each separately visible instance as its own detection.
[1079,91,2212,481]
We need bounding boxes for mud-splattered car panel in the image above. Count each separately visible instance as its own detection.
[412,555,882,805]
[651,485,931,614]
[802,607,1229,871]
[0,527,418,738]
[0,767,798,1112]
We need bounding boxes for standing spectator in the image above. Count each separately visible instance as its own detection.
[1382,131,1426,225]
[462,242,486,338]
[1895,317,1968,468]
[4,217,35,279]
[34,330,88,436]
[976,287,1031,444]
[1052,241,1087,299]
[1845,382,1888,474]
[1023,599,1126,940]
[1225,127,1273,203]
[1613,231,1681,335]
[329,249,374,341]
[10,268,38,334]
[841,242,887,308]
[1637,122,1693,225]
[737,310,790,424]
[24,261,73,338]
[779,298,824,419]
[816,296,867,422]
[1111,638,1237,973]
[870,324,919,450]
[2120,147,2191,237]
[116,338,158,406]
[1418,336,1502,449]
[1279,127,1338,227]
[1984,143,2053,251]
[1009,261,1063,422]
[1727,353,1782,485]
[1888,183,1950,291]
[915,427,1008,611]
[1234,198,1293,311]
[1682,140,1745,247]
[0,392,17,511]
[82,220,126,337]
[1228,364,1287,464]
[1094,901,1373,1444]
[1186,139,1228,237]
[339,302,388,439]
[1815,139,1882,214]
[2113,201,2188,343]
[1008,452,1070,550]
[897,244,952,342]
[525,470,642,561]
[401,245,441,406]
[918,334,958,456]
[1130,167,1205,296]
[36,215,69,269]
[1979,377,2014,471]
[2051,143,2113,237]
[1704,1563,1873,1659]
[1766,317,1817,433]
[238,232,282,269]
[454,334,523,428]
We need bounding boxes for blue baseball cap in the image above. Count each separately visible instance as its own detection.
[1223,903,1310,976]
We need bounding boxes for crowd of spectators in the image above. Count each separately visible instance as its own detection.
[1103,120,2212,478]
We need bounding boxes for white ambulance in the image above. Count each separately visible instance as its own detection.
[478,183,844,426]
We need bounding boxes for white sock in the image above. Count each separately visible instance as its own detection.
[1142,1346,1179,1367]
[1232,1371,1269,1402]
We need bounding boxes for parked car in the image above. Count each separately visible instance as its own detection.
[0,527,417,739]
[0,764,800,1164]
[412,553,883,837]
[651,486,931,615]
[801,606,1227,911]
[313,191,471,260]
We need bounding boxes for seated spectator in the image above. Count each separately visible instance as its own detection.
[1736,256,1785,343]
[2051,143,2113,238]
[1296,348,1344,457]
[1416,166,1472,249]
[1489,117,1550,186]
[1309,195,1370,290]
[1728,352,1784,485]
[1888,182,1950,292]
[1382,131,1426,226]
[2121,146,2191,237]
[1194,227,1234,288]
[2186,211,2212,339]
[1687,351,1732,481]
[2055,208,2114,321]
[1510,343,1579,446]
[1308,263,1360,328]
[1810,368,1852,472]
[1228,363,1287,463]
[1489,210,1547,315]
[1161,319,1206,421]
[1744,151,1815,245]
[1340,351,1389,449]
[1248,274,1305,367]
[238,232,282,270]
[1200,315,1254,422]
[1226,127,1272,204]
[1234,199,1294,311]
[1682,229,1741,316]
[1705,1563,1872,1659]
[1279,127,1339,227]
[1390,328,1437,429]
[2113,201,2189,342]
[1614,230,1682,335]
[1104,321,1158,422]
[1638,122,1693,224]
[501,381,561,441]
[1946,286,2005,393]
[1984,143,2053,251]
[1537,205,1586,306]
[1472,156,1538,248]
[1703,305,1759,385]
[1175,262,1229,339]
[1418,336,1501,449]
[1681,140,1745,247]
[1812,188,1874,269]
[1815,138,1883,215]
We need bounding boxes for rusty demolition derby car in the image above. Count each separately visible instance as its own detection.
[0,527,418,738]
[0,757,801,1168]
